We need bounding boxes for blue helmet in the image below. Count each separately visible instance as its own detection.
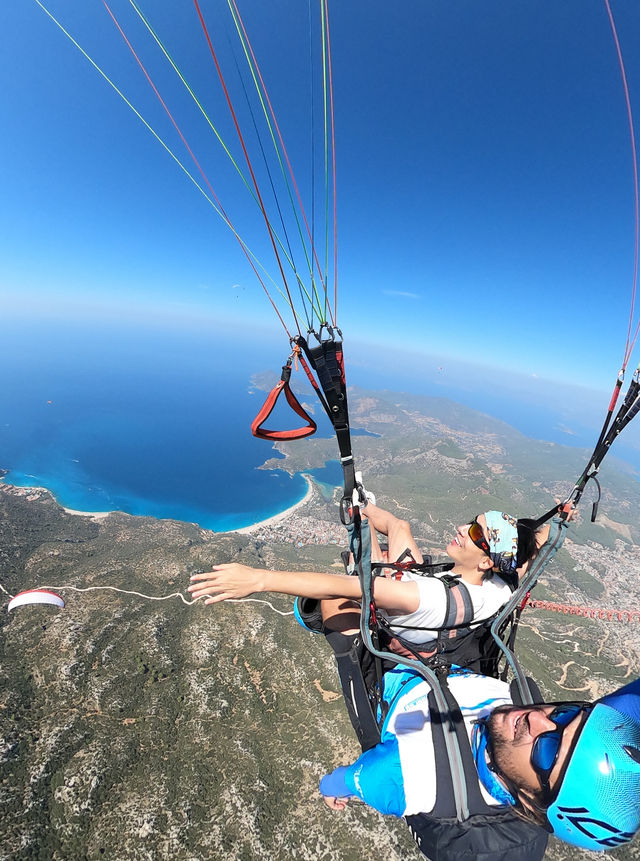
[546,683,640,852]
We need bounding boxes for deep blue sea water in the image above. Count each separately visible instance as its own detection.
[1,320,322,531]
[1,319,638,531]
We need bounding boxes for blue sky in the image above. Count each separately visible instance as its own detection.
[2,0,640,397]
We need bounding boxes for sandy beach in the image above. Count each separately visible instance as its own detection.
[63,507,112,521]
[63,479,314,532]
[61,480,314,532]
[1,481,114,522]
[234,474,314,535]
[2,474,315,533]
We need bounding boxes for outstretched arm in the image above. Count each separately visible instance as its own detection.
[188,563,419,615]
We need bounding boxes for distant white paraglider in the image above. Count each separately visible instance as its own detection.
[7,590,65,612]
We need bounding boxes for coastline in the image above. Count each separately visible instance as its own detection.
[233,473,314,535]
[63,507,112,521]
[1,472,316,533]
[0,479,114,521]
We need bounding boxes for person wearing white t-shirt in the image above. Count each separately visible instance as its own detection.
[187,501,540,642]
[362,502,527,647]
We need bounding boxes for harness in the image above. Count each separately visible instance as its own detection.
[375,567,498,668]
[251,331,639,830]
[405,671,550,861]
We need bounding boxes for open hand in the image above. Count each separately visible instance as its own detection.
[322,796,350,811]
[188,564,265,604]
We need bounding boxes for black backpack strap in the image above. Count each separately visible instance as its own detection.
[439,575,475,641]
[405,671,548,860]
[429,673,498,819]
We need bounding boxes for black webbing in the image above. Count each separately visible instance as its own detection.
[370,559,454,578]
[552,372,640,520]
[294,331,356,505]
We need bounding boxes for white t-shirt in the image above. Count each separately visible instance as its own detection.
[381,570,512,644]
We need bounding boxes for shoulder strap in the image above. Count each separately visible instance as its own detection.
[383,574,476,635]
[429,673,503,819]
[440,575,475,634]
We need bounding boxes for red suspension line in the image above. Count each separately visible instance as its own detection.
[192,0,301,336]
[103,0,293,339]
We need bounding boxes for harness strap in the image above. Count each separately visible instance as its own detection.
[441,575,475,638]
[352,514,472,821]
[371,558,454,578]
[377,576,481,665]
[251,362,317,440]
[296,351,331,418]
[295,331,356,505]
[429,672,505,819]
[325,629,382,752]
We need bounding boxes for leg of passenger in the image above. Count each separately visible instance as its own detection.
[321,598,382,751]
[321,597,360,635]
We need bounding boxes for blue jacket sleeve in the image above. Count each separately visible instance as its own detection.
[319,737,407,817]
[319,767,353,798]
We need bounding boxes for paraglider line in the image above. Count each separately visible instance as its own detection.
[103,2,225,213]
[126,0,313,329]
[604,0,640,368]
[227,0,334,326]
[323,0,339,322]
[127,0,261,218]
[31,0,217,213]
[227,35,316,329]
[35,0,296,339]
[193,0,301,336]
[309,0,316,329]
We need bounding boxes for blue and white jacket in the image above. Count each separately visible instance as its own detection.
[319,668,512,816]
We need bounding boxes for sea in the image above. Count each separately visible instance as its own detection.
[2,317,639,531]
[1,317,345,531]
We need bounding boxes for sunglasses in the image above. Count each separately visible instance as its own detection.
[477,702,591,807]
[529,703,592,798]
[468,517,491,556]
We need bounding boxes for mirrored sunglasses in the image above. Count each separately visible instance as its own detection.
[468,517,490,556]
[530,703,592,797]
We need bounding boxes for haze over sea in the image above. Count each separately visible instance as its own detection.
[2,316,639,531]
